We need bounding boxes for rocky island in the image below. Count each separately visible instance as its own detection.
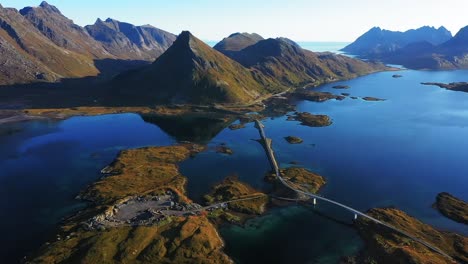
[284,136,304,144]
[287,112,333,127]
[29,144,237,263]
[434,192,468,225]
[352,207,467,264]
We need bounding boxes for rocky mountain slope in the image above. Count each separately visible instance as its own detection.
[85,18,175,60]
[19,2,110,58]
[113,32,388,105]
[114,31,272,104]
[0,1,176,85]
[216,35,387,88]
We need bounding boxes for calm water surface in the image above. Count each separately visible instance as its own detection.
[1,69,468,263]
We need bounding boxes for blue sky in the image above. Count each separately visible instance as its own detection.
[1,0,467,41]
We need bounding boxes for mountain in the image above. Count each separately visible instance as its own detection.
[213,32,264,57]
[113,31,271,104]
[85,18,176,60]
[0,2,176,85]
[113,33,387,105]
[19,2,111,58]
[216,36,387,88]
[342,26,452,56]
[440,26,468,55]
[380,26,468,69]
[0,3,99,84]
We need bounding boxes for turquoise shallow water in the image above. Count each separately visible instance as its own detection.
[1,69,468,263]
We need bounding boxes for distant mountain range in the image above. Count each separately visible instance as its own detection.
[113,32,387,104]
[342,26,468,69]
[0,1,175,85]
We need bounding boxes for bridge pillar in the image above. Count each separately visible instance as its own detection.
[313,198,317,205]
[354,214,358,220]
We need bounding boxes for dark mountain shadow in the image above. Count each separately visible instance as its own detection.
[141,114,235,144]
[93,59,149,79]
[0,59,150,109]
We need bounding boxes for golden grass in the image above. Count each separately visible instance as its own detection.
[356,207,467,264]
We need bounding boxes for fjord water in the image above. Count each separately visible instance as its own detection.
[0,115,175,262]
[1,69,468,263]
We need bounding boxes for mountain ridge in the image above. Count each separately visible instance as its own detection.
[0,1,176,85]
[343,25,468,69]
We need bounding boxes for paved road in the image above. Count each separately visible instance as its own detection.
[254,119,456,263]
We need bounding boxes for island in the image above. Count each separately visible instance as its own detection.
[434,192,468,225]
[265,167,326,197]
[352,207,467,264]
[292,90,345,102]
[30,144,234,263]
[287,112,332,127]
[284,136,304,144]
[332,85,350,89]
[204,176,269,222]
[216,145,234,155]
[362,97,386,101]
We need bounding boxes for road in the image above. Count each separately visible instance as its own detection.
[254,119,456,263]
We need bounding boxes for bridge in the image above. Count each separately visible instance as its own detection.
[254,119,456,263]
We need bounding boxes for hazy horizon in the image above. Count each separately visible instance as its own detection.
[1,0,467,42]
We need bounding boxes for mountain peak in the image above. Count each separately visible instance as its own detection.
[39,1,60,13]
[214,32,264,53]
[105,17,118,23]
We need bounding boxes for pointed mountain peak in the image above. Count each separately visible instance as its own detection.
[177,31,195,41]
[39,1,60,13]
[171,31,209,53]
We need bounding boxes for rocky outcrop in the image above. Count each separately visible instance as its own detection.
[287,112,332,127]
[355,207,467,264]
[434,192,468,225]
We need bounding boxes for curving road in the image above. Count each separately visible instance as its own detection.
[254,119,456,263]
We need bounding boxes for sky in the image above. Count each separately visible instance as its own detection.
[1,0,467,42]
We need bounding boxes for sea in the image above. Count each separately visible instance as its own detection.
[1,43,467,263]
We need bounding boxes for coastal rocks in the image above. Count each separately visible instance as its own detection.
[284,136,303,144]
[228,123,245,130]
[291,90,346,102]
[287,112,332,127]
[332,85,350,89]
[362,97,386,101]
[265,167,326,200]
[422,82,468,93]
[434,192,468,225]
[262,97,296,116]
[354,207,467,264]
[204,176,268,216]
[216,144,234,155]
